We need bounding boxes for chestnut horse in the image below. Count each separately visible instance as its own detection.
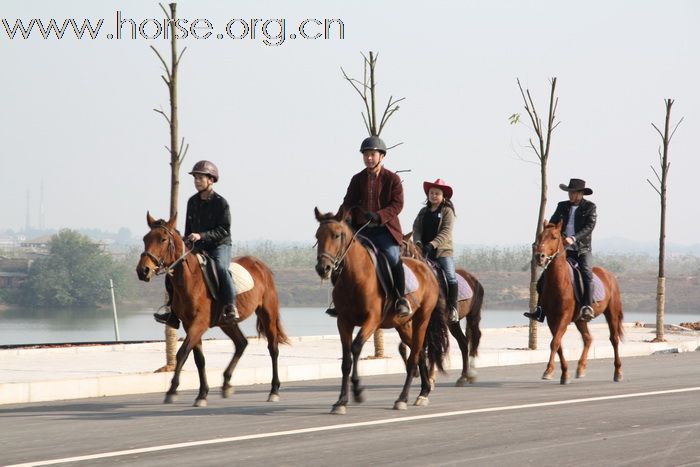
[535,220,624,384]
[136,212,289,406]
[400,233,484,386]
[314,208,450,414]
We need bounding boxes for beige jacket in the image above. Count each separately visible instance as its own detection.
[412,205,455,258]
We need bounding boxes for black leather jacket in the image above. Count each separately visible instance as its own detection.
[184,191,232,250]
[549,199,596,252]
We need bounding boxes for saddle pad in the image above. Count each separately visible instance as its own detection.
[457,273,473,301]
[403,263,419,295]
[230,262,254,294]
[567,264,605,302]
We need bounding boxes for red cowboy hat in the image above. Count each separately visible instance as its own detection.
[423,178,453,199]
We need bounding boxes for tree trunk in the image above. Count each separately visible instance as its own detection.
[373,329,385,358]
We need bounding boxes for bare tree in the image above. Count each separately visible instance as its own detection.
[511,78,560,350]
[342,51,404,357]
[152,2,189,372]
[647,99,683,343]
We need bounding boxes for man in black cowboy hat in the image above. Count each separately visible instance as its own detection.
[524,178,597,322]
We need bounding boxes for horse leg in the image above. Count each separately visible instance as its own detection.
[413,348,431,407]
[543,319,569,383]
[350,324,377,404]
[557,345,570,385]
[605,308,624,382]
[257,308,282,402]
[450,321,472,386]
[395,318,428,410]
[192,343,209,407]
[331,319,354,415]
[219,324,248,399]
[164,336,192,403]
[574,320,593,379]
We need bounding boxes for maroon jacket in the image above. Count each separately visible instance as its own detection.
[340,166,404,245]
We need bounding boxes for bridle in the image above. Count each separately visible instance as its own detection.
[141,223,191,276]
[317,219,371,274]
[535,232,563,271]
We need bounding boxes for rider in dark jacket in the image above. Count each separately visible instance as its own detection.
[524,178,597,322]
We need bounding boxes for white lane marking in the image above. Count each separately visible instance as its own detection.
[9,386,700,467]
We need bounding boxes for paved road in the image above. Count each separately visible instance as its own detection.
[2,352,700,466]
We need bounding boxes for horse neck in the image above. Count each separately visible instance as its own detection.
[339,236,373,281]
[543,245,569,283]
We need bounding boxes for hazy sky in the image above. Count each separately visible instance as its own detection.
[1,0,698,246]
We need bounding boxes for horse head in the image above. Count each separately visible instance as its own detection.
[534,219,565,268]
[136,211,180,282]
[400,232,424,260]
[314,207,351,280]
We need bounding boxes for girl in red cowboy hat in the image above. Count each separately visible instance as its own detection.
[412,178,459,322]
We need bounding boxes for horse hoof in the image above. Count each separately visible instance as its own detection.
[576,371,586,379]
[267,393,280,403]
[164,394,177,404]
[614,374,624,382]
[393,401,408,411]
[560,377,570,385]
[353,392,365,404]
[330,405,346,415]
[541,372,553,381]
[222,386,234,398]
[429,379,435,391]
[193,399,207,408]
[414,396,429,407]
[455,377,469,387]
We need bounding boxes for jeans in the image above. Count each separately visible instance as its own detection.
[208,243,236,306]
[362,227,400,267]
[436,256,458,284]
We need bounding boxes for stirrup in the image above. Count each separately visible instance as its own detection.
[579,305,594,322]
[448,306,459,323]
[154,310,180,329]
[221,305,240,324]
[395,297,412,317]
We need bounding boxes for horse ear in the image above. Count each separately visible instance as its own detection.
[555,219,564,230]
[314,207,323,222]
[147,211,156,228]
[403,231,412,241]
[167,212,177,229]
[334,207,346,222]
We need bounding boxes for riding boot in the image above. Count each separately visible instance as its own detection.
[447,282,459,322]
[221,303,240,324]
[325,303,338,318]
[523,305,545,323]
[580,281,595,321]
[153,277,180,329]
[391,261,412,317]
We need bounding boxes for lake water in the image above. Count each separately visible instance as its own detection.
[1,306,699,347]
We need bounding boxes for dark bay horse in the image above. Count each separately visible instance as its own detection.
[136,212,289,406]
[314,208,450,414]
[535,220,624,384]
[400,233,484,386]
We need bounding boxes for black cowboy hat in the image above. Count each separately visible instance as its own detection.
[559,178,593,195]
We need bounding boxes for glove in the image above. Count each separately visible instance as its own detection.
[366,211,380,224]
[423,243,435,258]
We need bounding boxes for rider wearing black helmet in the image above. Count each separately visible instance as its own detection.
[154,160,239,327]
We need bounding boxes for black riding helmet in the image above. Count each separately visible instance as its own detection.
[359,136,387,155]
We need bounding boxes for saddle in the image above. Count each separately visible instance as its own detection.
[566,257,605,304]
[424,258,473,302]
[195,252,254,326]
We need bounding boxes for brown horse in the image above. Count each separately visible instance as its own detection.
[400,233,484,386]
[535,220,624,384]
[314,208,450,414]
[136,212,289,406]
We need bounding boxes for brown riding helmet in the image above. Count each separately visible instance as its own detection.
[189,160,219,182]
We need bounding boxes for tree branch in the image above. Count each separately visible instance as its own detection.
[153,108,171,125]
[646,178,661,196]
[150,45,172,80]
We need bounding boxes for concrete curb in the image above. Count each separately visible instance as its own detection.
[1,325,698,405]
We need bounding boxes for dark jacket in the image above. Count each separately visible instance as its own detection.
[550,198,596,252]
[340,166,404,245]
[184,190,232,250]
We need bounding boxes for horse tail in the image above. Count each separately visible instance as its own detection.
[253,258,291,346]
[426,291,450,374]
[466,276,484,357]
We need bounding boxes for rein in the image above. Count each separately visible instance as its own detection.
[540,250,561,271]
[318,219,371,274]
